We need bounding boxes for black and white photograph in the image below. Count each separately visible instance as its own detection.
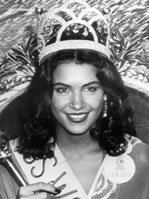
[0,0,149,198]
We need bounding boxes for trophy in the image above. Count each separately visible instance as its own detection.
[0,131,28,186]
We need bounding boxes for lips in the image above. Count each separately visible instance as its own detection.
[66,112,89,123]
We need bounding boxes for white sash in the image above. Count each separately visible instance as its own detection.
[10,136,139,199]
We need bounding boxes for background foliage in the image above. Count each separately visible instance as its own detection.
[0,0,149,98]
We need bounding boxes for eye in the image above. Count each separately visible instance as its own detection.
[54,87,70,94]
[84,86,99,93]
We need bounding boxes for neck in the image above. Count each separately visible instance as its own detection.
[55,125,100,157]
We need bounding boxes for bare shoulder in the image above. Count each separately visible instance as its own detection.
[131,139,149,168]
[0,163,11,179]
[0,163,17,183]
[0,163,8,173]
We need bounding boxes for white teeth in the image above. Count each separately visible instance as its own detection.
[67,113,88,122]
[70,114,86,119]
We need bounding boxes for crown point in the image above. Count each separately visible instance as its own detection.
[38,0,111,62]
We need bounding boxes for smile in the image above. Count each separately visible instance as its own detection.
[66,113,89,123]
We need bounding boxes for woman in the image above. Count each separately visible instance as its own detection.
[0,49,149,199]
[0,1,149,198]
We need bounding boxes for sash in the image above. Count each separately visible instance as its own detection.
[10,139,88,198]
[9,136,140,199]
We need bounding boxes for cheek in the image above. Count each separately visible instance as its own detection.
[51,94,69,112]
[86,93,104,109]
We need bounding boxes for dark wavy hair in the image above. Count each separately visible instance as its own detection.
[17,49,136,160]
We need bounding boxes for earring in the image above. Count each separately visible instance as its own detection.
[103,94,108,118]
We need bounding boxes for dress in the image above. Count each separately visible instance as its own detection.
[0,136,149,199]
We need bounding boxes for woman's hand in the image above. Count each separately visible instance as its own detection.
[17,182,61,199]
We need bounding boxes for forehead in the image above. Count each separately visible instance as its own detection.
[53,61,98,84]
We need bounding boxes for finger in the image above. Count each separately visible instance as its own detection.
[19,192,51,199]
[48,181,55,185]
[19,182,59,196]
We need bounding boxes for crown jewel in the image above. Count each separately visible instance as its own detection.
[37,0,111,63]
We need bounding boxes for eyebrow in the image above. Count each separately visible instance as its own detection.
[53,81,100,87]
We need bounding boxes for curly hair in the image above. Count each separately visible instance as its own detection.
[17,49,136,159]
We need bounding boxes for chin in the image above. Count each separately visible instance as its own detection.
[64,123,92,136]
[67,130,90,136]
[56,114,97,136]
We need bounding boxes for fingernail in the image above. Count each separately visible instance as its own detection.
[74,197,81,199]
[56,184,66,191]
[48,180,55,185]
[55,188,61,194]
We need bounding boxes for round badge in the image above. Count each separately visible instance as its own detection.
[104,154,136,184]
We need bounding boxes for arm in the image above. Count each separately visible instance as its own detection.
[127,141,149,199]
[0,164,19,199]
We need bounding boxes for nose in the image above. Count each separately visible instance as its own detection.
[69,90,85,110]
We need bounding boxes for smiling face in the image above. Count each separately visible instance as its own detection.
[50,61,104,135]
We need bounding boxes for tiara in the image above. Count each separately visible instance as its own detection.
[1,0,149,111]
[37,0,111,63]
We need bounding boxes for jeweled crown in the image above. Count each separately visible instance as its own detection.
[37,0,111,63]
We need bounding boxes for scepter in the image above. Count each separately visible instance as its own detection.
[0,132,28,186]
